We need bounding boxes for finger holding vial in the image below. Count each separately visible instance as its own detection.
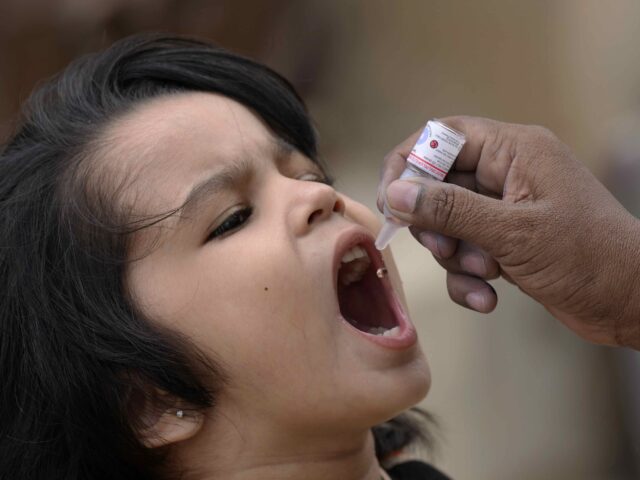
[446,272,498,314]
[375,120,467,250]
[409,226,499,313]
[376,120,500,313]
[409,225,499,277]
[411,229,458,259]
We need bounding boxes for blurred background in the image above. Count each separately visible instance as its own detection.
[2,1,640,479]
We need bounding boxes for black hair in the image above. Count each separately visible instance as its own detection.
[0,34,430,479]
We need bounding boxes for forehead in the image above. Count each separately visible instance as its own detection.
[98,92,276,213]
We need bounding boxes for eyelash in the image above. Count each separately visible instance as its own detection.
[207,207,253,241]
[206,172,332,242]
[298,172,334,186]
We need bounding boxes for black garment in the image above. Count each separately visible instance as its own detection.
[387,460,451,480]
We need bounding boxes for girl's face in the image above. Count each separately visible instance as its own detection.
[114,93,429,435]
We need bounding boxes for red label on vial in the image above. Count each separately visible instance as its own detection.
[408,120,466,181]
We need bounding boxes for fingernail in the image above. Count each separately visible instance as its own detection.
[466,291,486,311]
[387,181,420,213]
[419,232,441,258]
[460,253,486,277]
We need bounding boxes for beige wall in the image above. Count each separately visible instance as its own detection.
[297,2,640,479]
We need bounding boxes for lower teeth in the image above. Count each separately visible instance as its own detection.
[367,326,400,337]
[346,318,400,337]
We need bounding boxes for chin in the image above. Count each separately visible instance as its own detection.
[389,355,431,413]
[360,352,432,427]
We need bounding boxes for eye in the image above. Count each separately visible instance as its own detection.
[297,171,333,185]
[206,206,253,242]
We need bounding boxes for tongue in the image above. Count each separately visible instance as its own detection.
[337,266,397,331]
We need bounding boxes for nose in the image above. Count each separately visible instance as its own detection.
[288,180,345,236]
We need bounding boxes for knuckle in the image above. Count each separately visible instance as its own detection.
[381,151,404,177]
[379,153,401,190]
[515,125,572,172]
[528,124,555,138]
[524,125,562,151]
[382,151,396,168]
[491,124,512,157]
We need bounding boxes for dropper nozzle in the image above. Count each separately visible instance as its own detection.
[375,169,414,250]
[375,220,401,250]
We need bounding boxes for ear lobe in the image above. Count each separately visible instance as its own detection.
[139,409,204,449]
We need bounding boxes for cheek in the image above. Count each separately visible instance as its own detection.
[191,251,339,404]
[166,245,324,375]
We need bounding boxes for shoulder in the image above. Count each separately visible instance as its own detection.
[387,460,452,480]
[375,410,452,480]
[380,438,452,480]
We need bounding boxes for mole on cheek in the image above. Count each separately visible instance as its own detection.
[264,287,269,291]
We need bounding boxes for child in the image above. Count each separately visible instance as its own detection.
[0,34,447,480]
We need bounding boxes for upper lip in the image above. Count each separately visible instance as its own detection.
[332,226,385,290]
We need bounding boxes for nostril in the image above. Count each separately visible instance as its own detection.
[306,196,344,225]
[307,209,324,225]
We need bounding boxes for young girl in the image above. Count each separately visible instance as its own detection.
[0,34,448,480]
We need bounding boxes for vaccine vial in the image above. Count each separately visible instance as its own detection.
[375,120,466,250]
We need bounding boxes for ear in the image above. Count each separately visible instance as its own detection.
[138,407,205,449]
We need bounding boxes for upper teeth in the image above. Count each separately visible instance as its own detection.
[339,246,370,286]
[341,246,367,264]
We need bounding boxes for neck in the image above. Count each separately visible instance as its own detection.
[174,408,385,480]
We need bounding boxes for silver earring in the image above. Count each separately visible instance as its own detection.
[376,267,388,278]
[176,410,184,419]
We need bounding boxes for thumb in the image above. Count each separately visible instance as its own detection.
[385,178,519,254]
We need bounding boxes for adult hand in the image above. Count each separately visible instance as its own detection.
[378,116,640,349]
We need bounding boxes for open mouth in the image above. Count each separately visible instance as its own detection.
[336,241,400,337]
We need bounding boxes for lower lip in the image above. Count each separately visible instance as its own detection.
[339,289,418,350]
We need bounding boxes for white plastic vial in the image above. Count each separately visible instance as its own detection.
[375,120,466,250]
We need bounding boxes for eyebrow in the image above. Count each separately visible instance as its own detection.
[176,139,294,223]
